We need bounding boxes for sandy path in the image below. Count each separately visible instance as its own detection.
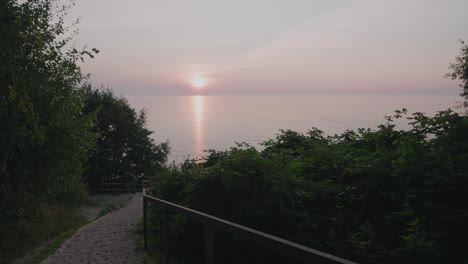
[42,193,144,264]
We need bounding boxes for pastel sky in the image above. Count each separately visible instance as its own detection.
[68,0,468,96]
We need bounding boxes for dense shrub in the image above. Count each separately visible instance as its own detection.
[149,109,468,264]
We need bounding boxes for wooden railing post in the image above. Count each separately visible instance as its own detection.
[204,224,214,264]
[162,208,168,264]
[143,198,148,252]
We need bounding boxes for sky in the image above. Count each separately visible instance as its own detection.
[67,0,468,96]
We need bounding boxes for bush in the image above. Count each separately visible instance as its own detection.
[149,109,468,264]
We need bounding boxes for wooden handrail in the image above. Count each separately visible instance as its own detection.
[142,180,358,264]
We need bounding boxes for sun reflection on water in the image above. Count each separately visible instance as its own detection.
[193,95,203,158]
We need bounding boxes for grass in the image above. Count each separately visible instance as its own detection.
[134,217,161,264]
[28,218,87,264]
[98,200,127,217]
[2,193,132,264]
[29,194,132,263]
[1,207,88,264]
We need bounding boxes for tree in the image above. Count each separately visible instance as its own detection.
[0,0,167,260]
[1,0,97,259]
[83,88,169,191]
[446,39,468,109]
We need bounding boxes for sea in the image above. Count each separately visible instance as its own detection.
[127,95,460,163]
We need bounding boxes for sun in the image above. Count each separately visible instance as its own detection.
[191,76,206,88]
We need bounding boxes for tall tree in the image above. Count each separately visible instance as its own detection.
[83,88,169,191]
[0,0,97,248]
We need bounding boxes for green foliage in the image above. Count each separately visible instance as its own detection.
[82,87,169,191]
[0,0,95,260]
[446,39,468,108]
[149,110,468,264]
[1,2,168,261]
[1,0,96,222]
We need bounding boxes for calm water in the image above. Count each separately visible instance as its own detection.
[127,95,459,162]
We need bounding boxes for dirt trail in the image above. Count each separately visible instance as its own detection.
[42,193,143,264]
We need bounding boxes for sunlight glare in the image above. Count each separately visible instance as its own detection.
[191,76,206,88]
